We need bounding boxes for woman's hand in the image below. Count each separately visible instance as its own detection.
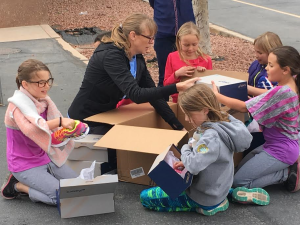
[196,66,206,72]
[61,118,75,129]
[176,77,201,92]
[174,66,195,78]
[173,161,185,170]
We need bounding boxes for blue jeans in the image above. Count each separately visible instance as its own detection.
[154,36,176,87]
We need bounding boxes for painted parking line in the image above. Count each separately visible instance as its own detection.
[233,0,300,19]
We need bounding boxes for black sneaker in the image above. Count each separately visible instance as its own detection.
[285,160,300,192]
[1,173,19,199]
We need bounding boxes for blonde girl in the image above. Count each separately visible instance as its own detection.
[248,32,283,89]
[140,84,269,216]
[163,22,212,102]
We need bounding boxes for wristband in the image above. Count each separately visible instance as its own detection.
[59,117,62,127]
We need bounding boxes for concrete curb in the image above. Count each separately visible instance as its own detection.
[209,23,254,43]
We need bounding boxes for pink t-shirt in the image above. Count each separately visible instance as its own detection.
[6,110,51,172]
[163,51,213,103]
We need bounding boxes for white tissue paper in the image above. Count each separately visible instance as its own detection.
[79,160,96,180]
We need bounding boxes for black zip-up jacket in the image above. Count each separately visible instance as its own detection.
[68,42,183,130]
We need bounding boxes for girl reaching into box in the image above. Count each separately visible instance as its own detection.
[213,46,300,193]
[140,84,269,216]
[163,21,212,103]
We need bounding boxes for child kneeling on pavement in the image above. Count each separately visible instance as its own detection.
[140,84,270,216]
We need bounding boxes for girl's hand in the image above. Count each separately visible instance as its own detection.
[173,161,185,170]
[196,66,206,72]
[174,66,195,78]
[211,81,219,94]
[61,118,75,129]
[176,77,201,92]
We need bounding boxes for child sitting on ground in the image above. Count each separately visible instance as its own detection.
[163,22,212,103]
[140,84,269,216]
[1,59,88,205]
[213,46,300,193]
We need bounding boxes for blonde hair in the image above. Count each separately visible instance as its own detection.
[254,32,283,54]
[176,22,207,63]
[102,14,157,59]
[16,59,51,89]
[178,84,229,124]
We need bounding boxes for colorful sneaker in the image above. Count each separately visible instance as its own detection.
[285,159,300,192]
[51,120,89,147]
[1,173,19,199]
[196,198,229,216]
[232,187,270,205]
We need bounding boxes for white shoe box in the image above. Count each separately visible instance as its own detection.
[69,134,108,162]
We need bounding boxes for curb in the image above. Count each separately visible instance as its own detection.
[209,23,254,43]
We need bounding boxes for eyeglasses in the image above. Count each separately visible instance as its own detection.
[27,78,54,87]
[139,34,155,43]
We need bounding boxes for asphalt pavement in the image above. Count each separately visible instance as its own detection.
[0,25,300,225]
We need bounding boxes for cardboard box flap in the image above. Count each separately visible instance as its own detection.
[95,125,188,154]
[59,175,118,199]
[84,103,157,125]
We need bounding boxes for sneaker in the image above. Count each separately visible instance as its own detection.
[285,159,300,192]
[51,120,89,147]
[1,173,19,199]
[232,187,270,205]
[197,198,229,216]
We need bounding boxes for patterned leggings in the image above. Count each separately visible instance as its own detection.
[140,187,220,212]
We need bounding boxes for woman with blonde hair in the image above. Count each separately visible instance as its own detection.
[68,14,198,172]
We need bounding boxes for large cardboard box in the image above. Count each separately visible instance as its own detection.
[69,134,108,162]
[84,70,249,186]
[57,174,118,218]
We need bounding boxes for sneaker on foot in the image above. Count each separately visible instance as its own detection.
[1,173,19,199]
[232,187,270,205]
[51,120,89,147]
[197,198,229,216]
[285,160,300,192]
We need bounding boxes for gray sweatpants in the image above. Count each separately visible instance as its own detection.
[233,145,289,188]
[13,162,77,205]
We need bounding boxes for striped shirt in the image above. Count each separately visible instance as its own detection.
[246,86,299,164]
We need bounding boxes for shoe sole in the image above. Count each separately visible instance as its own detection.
[73,126,90,140]
[51,137,71,148]
[1,174,16,200]
[198,198,229,216]
[232,187,270,205]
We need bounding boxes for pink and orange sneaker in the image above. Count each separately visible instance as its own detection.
[51,120,89,147]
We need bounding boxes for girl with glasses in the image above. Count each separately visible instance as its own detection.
[1,59,79,205]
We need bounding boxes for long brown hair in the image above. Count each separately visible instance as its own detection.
[178,84,229,124]
[101,14,157,59]
[270,46,300,99]
[16,59,52,89]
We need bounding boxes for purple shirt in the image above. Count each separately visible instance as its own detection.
[263,127,298,165]
[6,110,50,172]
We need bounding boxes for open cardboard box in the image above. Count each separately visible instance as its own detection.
[85,70,249,186]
